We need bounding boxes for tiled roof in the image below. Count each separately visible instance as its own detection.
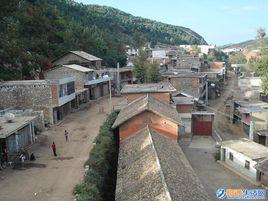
[70,51,102,61]
[112,95,182,129]
[120,82,176,94]
[116,127,210,201]
[62,64,94,72]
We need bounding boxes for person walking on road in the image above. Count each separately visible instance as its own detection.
[64,130,69,142]
[51,142,57,157]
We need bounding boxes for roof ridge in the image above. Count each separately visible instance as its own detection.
[147,126,172,201]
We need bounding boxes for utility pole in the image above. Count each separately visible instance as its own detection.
[109,78,112,112]
[117,62,120,94]
[205,79,208,106]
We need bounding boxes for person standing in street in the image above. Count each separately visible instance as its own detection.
[64,130,68,142]
[51,142,57,157]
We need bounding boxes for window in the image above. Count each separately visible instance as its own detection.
[245,160,250,170]
[229,152,233,161]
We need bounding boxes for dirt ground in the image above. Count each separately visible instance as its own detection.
[0,97,123,201]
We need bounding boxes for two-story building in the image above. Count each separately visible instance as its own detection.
[0,78,75,125]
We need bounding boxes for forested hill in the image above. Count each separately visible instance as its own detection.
[0,0,206,80]
[220,38,268,50]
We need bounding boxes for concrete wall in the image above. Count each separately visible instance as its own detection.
[119,111,179,141]
[0,83,53,124]
[125,92,170,104]
[221,147,258,181]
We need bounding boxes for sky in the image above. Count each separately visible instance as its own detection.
[74,0,268,45]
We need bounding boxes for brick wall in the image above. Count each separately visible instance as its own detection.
[119,111,179,141]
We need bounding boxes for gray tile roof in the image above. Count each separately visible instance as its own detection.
[121,82,176,94]
[116,127,210,201]
[70,51,102,61]
[112,95,182,129]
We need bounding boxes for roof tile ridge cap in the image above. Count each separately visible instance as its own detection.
[147,126,172,201]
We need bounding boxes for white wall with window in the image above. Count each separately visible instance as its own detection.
[57,77,75,106]
[221,147,258,181]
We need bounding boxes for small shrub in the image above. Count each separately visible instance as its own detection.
[74,111,119,201]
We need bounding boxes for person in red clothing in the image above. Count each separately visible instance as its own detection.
[51,142,57,157]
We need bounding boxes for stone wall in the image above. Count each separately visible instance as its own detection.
[0,82,53,124]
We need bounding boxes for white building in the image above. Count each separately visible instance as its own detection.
[220,138,268,182]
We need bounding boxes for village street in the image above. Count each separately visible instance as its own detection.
[0,97,123,201]
[180,72,259,199]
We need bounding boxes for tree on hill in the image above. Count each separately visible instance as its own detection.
[229,52,247,64]
[0,0,205,80]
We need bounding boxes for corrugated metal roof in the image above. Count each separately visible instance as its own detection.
[70,51,102,61]
[63,64,94,72]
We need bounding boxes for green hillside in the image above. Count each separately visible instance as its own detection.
[0,0,206,80]
[220,38,268,50]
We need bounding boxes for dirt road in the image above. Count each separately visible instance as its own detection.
[0,97,123,201]
[208,72,246,140]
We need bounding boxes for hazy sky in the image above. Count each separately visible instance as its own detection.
[74,0,268,45]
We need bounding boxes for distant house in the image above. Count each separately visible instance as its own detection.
[255,158,268,187]
[44,63,112,101]
[162,71,207,101]
[238,77,262,99]
[0,115,36,157]
[96,66,135,92]
[120,82,176,104]
[115,126,210,201]
[0,79,76,125]
[112,95,183,141]
[172,55,203,72]
[220,138,268,183]
[233,100,268,143]
[52,51,102,69]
